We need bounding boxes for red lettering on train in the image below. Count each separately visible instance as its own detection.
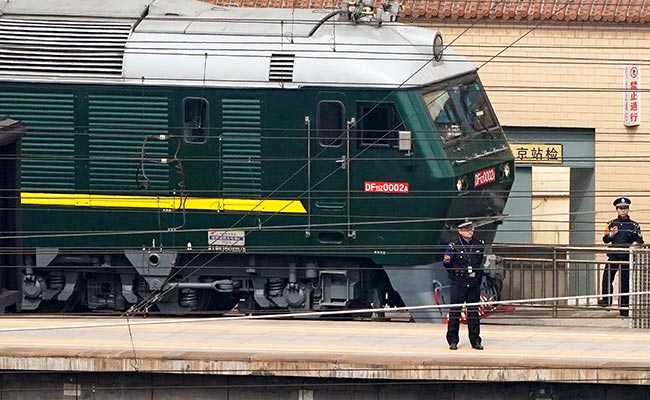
[474,167,496,188]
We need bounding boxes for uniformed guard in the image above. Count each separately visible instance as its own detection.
[443,219,485,350]
[599,197,643,316]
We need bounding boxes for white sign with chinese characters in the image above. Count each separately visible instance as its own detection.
[510,143,563,165]
[208,229,246,252]
[624,65,640,127]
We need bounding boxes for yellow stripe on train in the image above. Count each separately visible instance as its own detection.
[20,192,307,214]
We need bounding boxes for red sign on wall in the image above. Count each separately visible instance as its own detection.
[474,167,496,188]
[624,65,640,127]
[364,181,409,193]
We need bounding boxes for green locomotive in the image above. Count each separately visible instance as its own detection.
[0,0,514,318]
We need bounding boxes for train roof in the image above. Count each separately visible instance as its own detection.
[0,0,476,89]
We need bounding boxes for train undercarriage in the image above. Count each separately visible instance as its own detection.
[7,248,402,315]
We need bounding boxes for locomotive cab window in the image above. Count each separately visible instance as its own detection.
[424,78,497,142]
[183,97,209,144]
[424,89,462,142]
[317,101,345,147]
[458,82,497,133]
[356,102,404,147]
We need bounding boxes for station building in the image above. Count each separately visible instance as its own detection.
[410,1,650,249]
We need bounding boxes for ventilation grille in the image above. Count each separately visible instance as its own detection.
[88,94,170,191]
[0,92,75,190]
[269,54,295,82]
[0,17,132,77]
[222,99,262,197]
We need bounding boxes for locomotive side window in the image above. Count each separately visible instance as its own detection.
[183,97,209,144]
[357,102,404,147]
[317,101,345,147]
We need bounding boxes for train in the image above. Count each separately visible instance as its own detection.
[0,0,514,320]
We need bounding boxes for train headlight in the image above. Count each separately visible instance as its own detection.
[433,33,444,62]
[456,178,465,191]
[503,163,511,178]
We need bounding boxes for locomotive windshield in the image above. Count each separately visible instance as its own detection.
[423,77,498,142]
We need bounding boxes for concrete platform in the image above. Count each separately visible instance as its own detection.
[0,317,649,385]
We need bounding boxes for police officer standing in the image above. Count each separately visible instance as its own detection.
[443,219,485,350]
[600,197,643,316]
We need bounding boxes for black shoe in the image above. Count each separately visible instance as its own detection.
[471,343,484,350]
[620,311,629,317]
[449,344,458,350]
[597,299,609,307]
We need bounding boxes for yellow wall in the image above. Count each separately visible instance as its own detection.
[531,166,570,244]
[432,22,650,244]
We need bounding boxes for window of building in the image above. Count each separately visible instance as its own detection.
[317,101,345,147]
[183,97,208,144]
[356,102,404,147]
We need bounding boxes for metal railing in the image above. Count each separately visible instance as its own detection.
[492,245,634,320]
[631,249,650,328]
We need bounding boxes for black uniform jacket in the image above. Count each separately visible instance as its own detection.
[443,236,485,287]
[602,216,644,261]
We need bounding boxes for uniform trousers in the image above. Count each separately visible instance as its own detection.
[601,262,629,315]
[446,281,481,345]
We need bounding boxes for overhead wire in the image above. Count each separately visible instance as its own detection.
[118,1,507,315]
[2,205,650,241]
[97,0,616,324]
[0,0,644,332]
[1,4,648,382]
[4,154,650,162]
[120,0,604,316]
[0,0,644,324]
[0,290,647,333]
[0,46,644,260]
